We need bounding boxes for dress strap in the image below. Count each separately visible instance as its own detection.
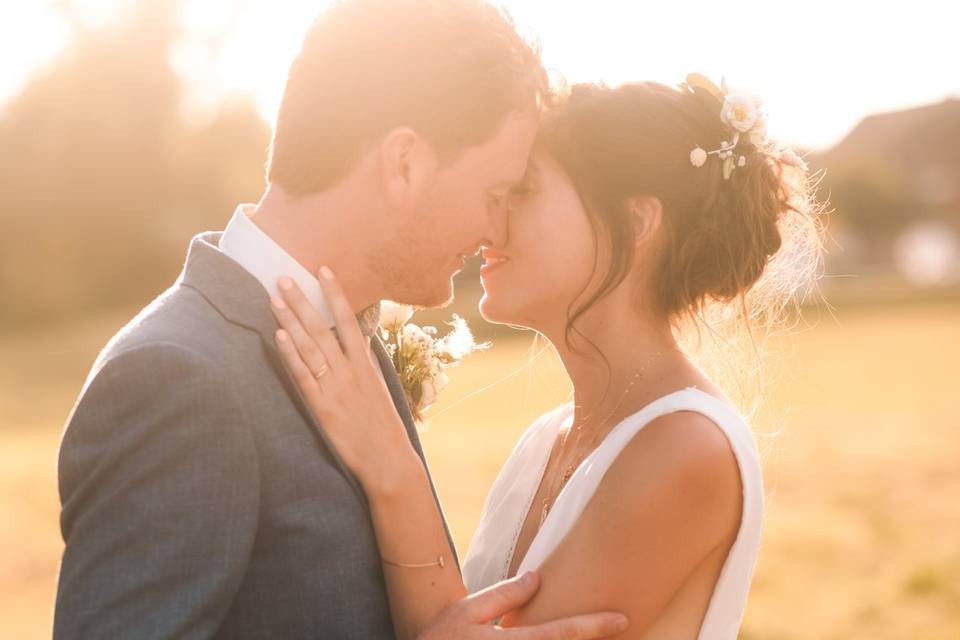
[516,388,763,581]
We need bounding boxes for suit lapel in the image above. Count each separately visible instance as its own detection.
[371,335,461,569]
[260,335,371,506]
[370,336,423,457]
[180,232,369,505]
[180,232,459,566]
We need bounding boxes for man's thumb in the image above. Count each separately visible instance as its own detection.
[463,571,540,623]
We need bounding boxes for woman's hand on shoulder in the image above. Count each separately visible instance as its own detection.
[270,268,423,494]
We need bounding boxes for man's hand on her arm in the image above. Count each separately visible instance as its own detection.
[418,571,628,640]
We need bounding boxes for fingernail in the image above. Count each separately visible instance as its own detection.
[278,277,293,291]
[614,615,629,633]
[271,295,285,309]
[519,571,534,586]
[319,266,334,280]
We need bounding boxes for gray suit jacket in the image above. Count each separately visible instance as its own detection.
[54,232,457,639]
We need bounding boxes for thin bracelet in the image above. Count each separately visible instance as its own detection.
[381,554,446,569]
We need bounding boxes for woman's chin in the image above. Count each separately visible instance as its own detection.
[479,291,538,331]
[478,290,515,326]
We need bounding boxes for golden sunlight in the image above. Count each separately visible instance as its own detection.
[4,0,958,149]
[2,2,960,640]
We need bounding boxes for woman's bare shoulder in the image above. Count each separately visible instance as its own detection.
[598,408,743,541]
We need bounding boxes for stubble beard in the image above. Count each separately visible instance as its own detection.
[366,213,457,310]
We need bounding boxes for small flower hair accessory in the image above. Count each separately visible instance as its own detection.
[379,301,489,423]
[683,73,808,180]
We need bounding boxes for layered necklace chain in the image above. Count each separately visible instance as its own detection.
[537,350,663,529]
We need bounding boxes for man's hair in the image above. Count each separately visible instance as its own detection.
[267,0,549,196]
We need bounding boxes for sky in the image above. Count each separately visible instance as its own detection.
[2,0,959,150]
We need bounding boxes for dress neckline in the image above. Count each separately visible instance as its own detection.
[505,386,725,577]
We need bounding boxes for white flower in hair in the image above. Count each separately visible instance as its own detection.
[682,73,805,181]
[690,147,708,167]
[720,93,763,133]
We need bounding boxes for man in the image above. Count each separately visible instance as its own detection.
[54,1,626,638]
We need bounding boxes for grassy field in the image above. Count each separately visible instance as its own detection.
[2,301,958,639]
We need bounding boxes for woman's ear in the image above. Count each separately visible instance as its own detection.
[378,127,437,208]
[627,196,663,247]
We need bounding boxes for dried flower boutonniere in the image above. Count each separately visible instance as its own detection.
[379,301,489,422]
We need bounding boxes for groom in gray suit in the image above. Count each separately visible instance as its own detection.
[54,1,627,638]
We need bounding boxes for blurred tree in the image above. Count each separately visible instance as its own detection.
[825,169,922,263]
[0,0,269,326]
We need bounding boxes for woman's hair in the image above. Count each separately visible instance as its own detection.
[538,81,825,415]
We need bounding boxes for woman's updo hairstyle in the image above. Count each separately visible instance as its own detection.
[535,78,824,414]
[537,79,823,344]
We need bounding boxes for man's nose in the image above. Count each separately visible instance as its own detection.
[484,201,510,248]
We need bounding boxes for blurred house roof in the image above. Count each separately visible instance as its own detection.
[812,98,960,208]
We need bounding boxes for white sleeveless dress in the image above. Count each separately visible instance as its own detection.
[461,387,764,639]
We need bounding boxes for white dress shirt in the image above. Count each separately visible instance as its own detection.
[220,203,337,328]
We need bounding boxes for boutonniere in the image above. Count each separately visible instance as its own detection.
[379,301,489,423]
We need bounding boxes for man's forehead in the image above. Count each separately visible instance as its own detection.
[441,110,538,185]
[485,111,540,178]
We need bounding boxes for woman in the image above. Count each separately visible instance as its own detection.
[269,78,821,639]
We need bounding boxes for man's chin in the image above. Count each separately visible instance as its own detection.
[394,278,455,310]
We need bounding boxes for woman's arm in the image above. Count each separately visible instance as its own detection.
[270,272,465,639]
[270,270,630,640]
[501,411,743,638]
[366,461,468,638]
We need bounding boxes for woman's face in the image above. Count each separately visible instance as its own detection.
[478,153,599,333]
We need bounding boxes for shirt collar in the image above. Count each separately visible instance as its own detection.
[220,203,337,327]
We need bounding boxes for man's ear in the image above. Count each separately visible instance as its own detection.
[379,127,437,207]
[626,196,663,247]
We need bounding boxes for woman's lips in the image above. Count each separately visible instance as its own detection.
[480,248,510,276]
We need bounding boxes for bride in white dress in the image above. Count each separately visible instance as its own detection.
[462,389,764,639]
[271,77,821,639]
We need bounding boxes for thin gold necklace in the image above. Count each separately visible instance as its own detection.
[537,351,663,528]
